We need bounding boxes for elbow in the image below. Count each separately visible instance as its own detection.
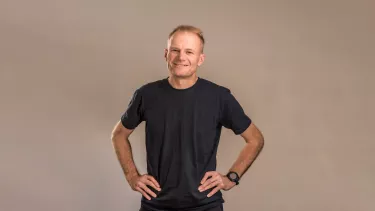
[111,127,123,143]
[251,133,264,150]
[259,137,265,149]
[111,132,117,143]
[256,134,265,151]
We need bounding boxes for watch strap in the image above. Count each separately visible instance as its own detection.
[226,171,240,185]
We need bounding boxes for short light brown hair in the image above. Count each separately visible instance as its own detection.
[168,25,205,52]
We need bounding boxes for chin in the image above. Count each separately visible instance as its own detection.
[171,71,195,78]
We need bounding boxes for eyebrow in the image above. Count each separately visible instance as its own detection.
[170,47,195,51]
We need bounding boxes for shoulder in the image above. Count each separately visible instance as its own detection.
[134,78,166,95]
[198,77,232,95]
[198,78,241,107]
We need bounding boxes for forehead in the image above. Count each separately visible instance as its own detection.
[168,31,202,50]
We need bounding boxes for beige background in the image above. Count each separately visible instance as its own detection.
[1,0,374,211]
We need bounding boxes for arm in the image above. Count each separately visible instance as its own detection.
[111,120,139,184]
[227,122,264,178]
[199,122,264,196]
[199,89,264,196]
[111,120,161,200]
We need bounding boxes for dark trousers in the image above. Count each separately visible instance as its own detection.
[139,204,223,211]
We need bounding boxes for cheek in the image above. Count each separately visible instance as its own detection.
[192,57,201,66]
[168,54,177,62]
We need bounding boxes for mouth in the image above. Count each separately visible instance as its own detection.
[173,63,189,67]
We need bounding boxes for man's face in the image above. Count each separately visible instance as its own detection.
[164,31,205,78]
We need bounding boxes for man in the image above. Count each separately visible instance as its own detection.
[111,25,264,211]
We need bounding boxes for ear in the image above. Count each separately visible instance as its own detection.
[197,53,205,66]
[164,48,168,60]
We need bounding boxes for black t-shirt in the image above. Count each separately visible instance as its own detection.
[121,77,252,211]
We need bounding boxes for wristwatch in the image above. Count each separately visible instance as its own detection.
[226,171,240,185]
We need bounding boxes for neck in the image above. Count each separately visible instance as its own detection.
[168,74,199,89]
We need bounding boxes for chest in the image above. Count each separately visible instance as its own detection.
[144,92,221,132]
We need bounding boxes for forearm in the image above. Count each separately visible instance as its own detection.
[112,136,140,183]
[228,139,264,178]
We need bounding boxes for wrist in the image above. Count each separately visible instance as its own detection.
[222,176,236,190]
[226,171,240,185]
[126,172,140,182]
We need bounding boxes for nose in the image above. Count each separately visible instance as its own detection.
[177,51,187,61]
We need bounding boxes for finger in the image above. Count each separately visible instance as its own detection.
[205,174,221,185]
[139,183,157,198]
[147,176,161,190]
[199,177,214,191]
[203,180,221,192]
[200,171,215,184]
[136,186,151,200]
[145,179,161,192]
[207,186,221,197]
[199,175,221,191]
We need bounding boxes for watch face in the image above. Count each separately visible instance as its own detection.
[229,172,237,180]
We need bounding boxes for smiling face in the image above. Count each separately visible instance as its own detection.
[164,31,205,79]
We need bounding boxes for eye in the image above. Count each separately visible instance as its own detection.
[187,51,193,54]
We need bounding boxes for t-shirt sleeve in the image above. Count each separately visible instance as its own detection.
[120,88,145,130]
[219,88,252,135]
